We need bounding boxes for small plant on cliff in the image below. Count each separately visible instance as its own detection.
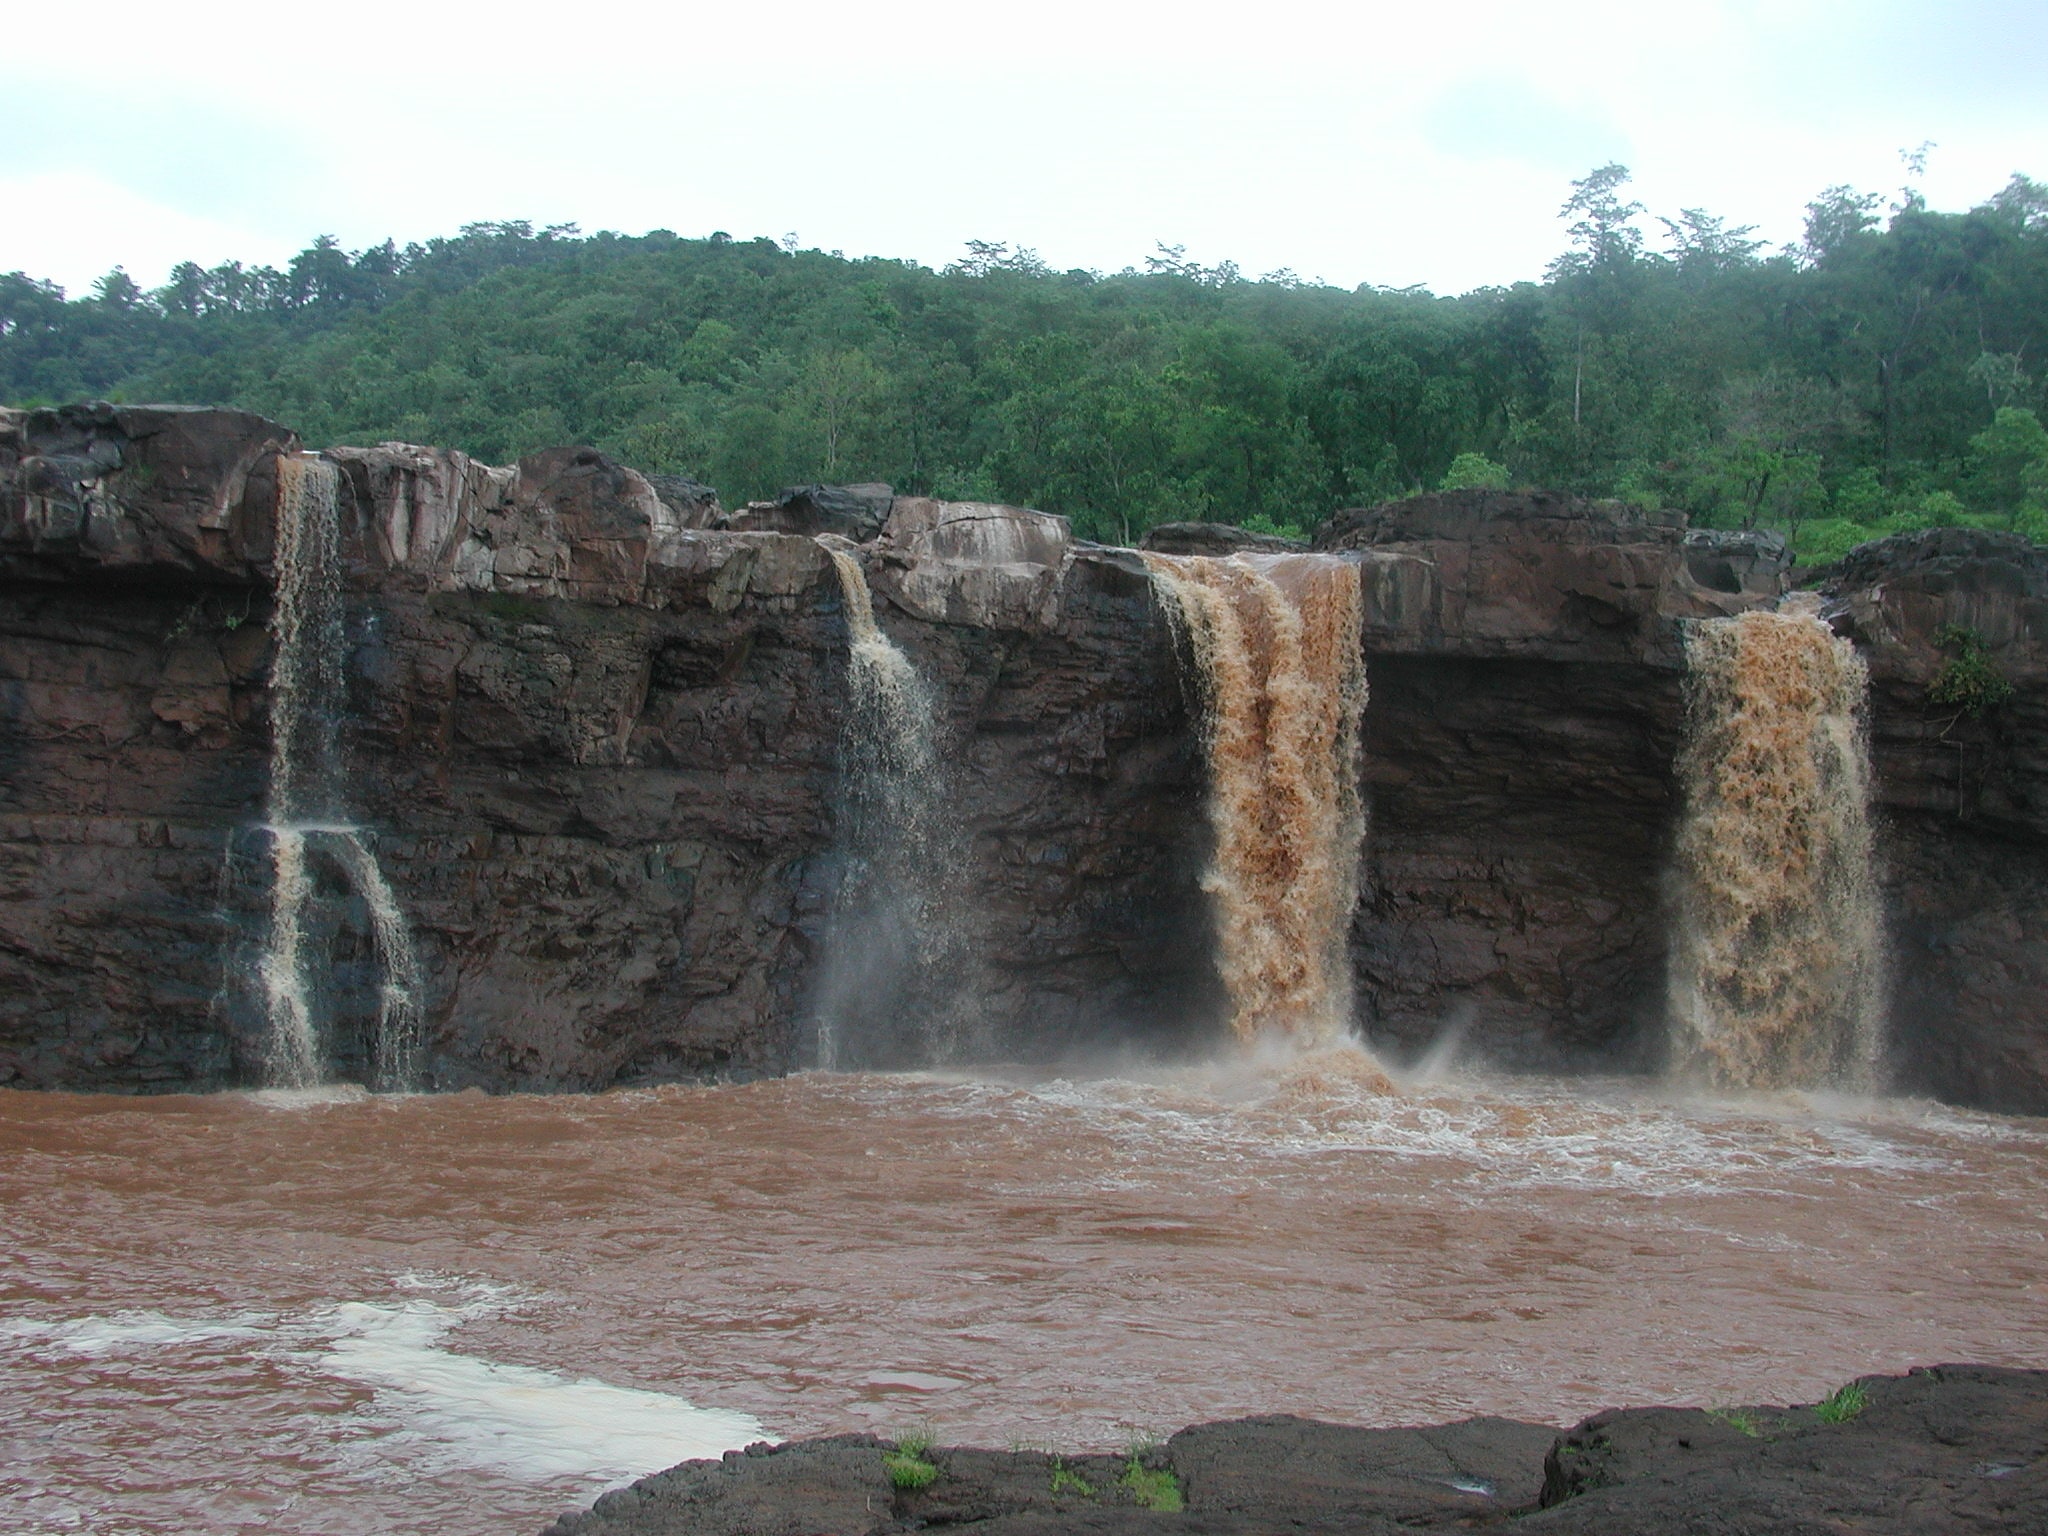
[883,1433,939,1491]
[1929,624,2013,717]
[1813,1381,1869,1423]
[1048,1458,1096,1497]
[1119,1454,1183,1512]
[1704,1407,1763,1437]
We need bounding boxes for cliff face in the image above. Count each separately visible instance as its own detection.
[0,404,1213,1089]
[1820,532,2048,1112]
[2,405,2045,1109]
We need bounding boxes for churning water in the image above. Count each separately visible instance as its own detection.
[5,1066,2041,1535]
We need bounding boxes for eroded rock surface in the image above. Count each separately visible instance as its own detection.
[535,1367,2048,1535]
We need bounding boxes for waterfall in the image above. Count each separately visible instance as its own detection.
[1142,552,1369,1049]
[1667,604,1886,1091]
[811,543,974,1069]
[257,455,426,1090]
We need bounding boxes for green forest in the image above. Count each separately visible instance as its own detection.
[4,164,2046,558]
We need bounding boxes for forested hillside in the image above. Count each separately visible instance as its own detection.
[4,165,2046,555]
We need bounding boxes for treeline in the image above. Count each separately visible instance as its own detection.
[3,166,2047,555]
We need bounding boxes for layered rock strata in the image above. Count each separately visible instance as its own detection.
[2,406,2045,1107]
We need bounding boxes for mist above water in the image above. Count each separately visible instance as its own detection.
[812,543,980,1068]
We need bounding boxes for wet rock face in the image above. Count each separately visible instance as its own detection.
[1819,531,2048,1111]
[2,420,2046,1107]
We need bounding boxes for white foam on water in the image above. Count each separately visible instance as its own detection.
[312,1300,766,1483]
[855,1054,1991,1197]
[236,1082,376,1109]
[0,1310,268,1355]
[1,1291,766,1491]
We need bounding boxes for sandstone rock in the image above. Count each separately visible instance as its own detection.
[1318,490,1765,663]
[0,401,297,579]
[868,498,1074,631]
[0,414,1210,1091]
[643,472,722,529]
[1529,1364,2048,1534]
[1817,530,2048,1110]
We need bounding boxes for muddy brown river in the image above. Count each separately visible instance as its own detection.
[4,1053,2044,1534]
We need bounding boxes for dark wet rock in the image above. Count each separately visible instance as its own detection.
[1528,1364,2048,1534]
[1817,530,2048,1111]
[1318,489,1755,665]
[1139,520,1307,555]
[0,407,1211,1091]
[536,1367,2048,1534]
[727,482,896,541]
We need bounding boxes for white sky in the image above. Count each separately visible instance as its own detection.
[3,0,2044,297]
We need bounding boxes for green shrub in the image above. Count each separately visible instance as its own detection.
[1929,624,2013,716]
[1704,1407,1762,1437]
[1239,511,1309,541]
[1791,517,1877,565]
[1894,489,1966,530]
[1439,452,1511,492]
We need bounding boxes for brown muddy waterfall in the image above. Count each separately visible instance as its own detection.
[1667,605,1886,1090]
[1142,552,1369,1048]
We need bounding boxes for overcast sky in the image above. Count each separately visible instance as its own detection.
[4,0,2043,298]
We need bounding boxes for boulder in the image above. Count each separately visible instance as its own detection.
[726,483,895,542]
[0,401,298,579]
[867,498,1073,631]
[1318,490,1762,664]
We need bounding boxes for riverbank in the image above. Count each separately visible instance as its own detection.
[544,1364,2048,1534]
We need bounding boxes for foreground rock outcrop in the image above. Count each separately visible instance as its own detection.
[538,1365,2048,1535]
[2,403,2047,1106]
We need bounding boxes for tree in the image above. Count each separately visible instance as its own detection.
[1802,185,1883,265]
[1440,452,1509,490]
[1968,407,2048,523]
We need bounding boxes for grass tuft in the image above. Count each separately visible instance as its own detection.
[1704,1407,1762,1438]
[883,1433,939,1492]
[1814,1381,1869,1423]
